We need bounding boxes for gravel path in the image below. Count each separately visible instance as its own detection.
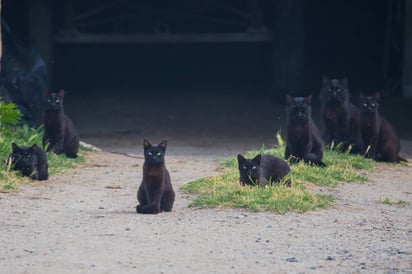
[1,93,411,273]
[0,148,411,274]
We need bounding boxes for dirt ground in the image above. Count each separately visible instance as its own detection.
[0,93,411,273]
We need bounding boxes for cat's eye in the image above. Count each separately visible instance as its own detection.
[337,89,341,92]
[242,166,247,170]
[363,103,367,107]
[25,153,31,158]
[148,152,153,156]
[328,88,332,92]
[371,104,375,107]
[156,152,161,156]
[252,166,257,170]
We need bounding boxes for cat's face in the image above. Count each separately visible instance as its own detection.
[237,154,261,184]
[9,143,38,170]
[321,77,349,104]
[359,93,380,116]
[143,139,167,166]
[45,90,64,111]
[286,95,312,123]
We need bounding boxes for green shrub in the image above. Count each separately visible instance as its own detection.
[0,99,85,191]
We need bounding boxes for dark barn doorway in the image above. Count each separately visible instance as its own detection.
[2,0,411,155]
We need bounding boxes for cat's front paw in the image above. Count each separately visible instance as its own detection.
[136,205,142,214]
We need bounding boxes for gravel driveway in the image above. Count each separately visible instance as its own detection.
[0,92,411,273]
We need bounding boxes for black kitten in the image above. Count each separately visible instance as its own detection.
[320,77,362,153]
[43,89,79,158]
[7,143,48,180]
[285,95,326,167]
[136,139,175,214]
[359,93,406,162]
[237,154,291,187]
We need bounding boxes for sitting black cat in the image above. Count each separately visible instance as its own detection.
[7,143,48,180]
[136,139,175,214]
[320,77,362,153]
[43,89,79,158]
[237,154,291,187]
[359,93,407,162]
[285,95,326,167]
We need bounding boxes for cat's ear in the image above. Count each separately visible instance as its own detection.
[159,140,167,151]
[252,154,262,166]
[359,92,365,101]
[57,89,65,99]
[322,75,329,85]
[11,143,20,152]
[143,139,152,150]
[286,95,293,106]
[341,77,348,88]
[30,144,39,152]
[237,154,246,164]
[373,92,380,102]
[304,95,312,105]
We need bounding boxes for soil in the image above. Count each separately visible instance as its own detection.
[0,93,411,273]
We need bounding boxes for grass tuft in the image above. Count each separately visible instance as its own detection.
[0,112,86,191]
[182,170,334,213]
[379,198,410,207]
[181,132,375,213]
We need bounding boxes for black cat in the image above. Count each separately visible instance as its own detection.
[136,139,175,214]
[359,93,407,162]
[43,89,79,158]
[285,95,326,167]
[237,154,291,187]
[6,143,48,180]
[320,77,362,153]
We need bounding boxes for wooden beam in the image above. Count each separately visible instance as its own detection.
[271,0,304,98]
[403,0,412,97]
[28,0,53,83]
[201,0,251,20]
[73,0,131,22]
[75,11,247,29]
[55,31,273,44]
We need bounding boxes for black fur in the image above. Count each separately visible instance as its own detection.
[359,93,406,162]
[7,143,48,180]
[285,95,326,167]
[136,139,175,214]
[43,89,79,158]
[237,154,291,187]
[320,77,362,153]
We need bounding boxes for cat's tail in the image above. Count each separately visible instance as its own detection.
[397,156,408,163]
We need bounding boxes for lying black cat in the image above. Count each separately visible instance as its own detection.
[359,93,407,162]
[43,89,79,158]
[6,143,48,180]
[136,139,175,214]
[285,95,326,167]
[237,154,291,187]
[320,77,362,153]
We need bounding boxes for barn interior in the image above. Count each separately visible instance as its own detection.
[2,0,412,156]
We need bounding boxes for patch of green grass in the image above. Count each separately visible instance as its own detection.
[0,101,86,191]
[182,170,334,213]
[182,132,375,213]
[379,198,410,207]
[222,142,374,187]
